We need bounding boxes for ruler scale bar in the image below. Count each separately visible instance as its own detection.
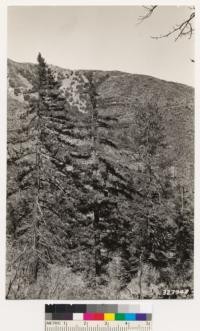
[46,321,152,331]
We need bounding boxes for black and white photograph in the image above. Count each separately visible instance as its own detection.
[6,5,194,300]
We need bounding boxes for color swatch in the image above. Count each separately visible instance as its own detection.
[45,305,152,321]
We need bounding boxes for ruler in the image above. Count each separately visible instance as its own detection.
[45,320,152,331]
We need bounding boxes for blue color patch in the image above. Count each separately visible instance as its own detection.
[125,313,136,320]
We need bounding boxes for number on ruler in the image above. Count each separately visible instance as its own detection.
[45,321,152,331]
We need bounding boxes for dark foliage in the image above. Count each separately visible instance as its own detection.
[6,56,194,299]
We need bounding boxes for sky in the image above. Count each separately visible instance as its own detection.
[8,6,194,86]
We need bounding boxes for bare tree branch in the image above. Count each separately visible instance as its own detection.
[139,6,195,41]
[151,12,195,41]
[138,5,158,23]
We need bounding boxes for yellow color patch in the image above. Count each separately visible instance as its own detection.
[104,313,115,321]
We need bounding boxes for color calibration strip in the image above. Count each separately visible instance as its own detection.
[45,304,152,321]
[45,305,152,331]
[46,312,152,321]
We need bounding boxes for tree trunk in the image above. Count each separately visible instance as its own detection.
[138,252,143,299]
[94,207,101,277]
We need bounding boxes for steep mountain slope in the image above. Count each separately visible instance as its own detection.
[7,58,194,188]
[6,58,194,299]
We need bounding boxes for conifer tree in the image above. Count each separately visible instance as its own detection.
[86,73,122,284]
[173,185,193,284]
[129,103,177,296]
[8,53,70,289]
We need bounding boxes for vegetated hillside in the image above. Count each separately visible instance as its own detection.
[6,58,194,299]
[7,58,194,188]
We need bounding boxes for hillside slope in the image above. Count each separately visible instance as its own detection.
[8,58,194,187]
[6,58,194,299]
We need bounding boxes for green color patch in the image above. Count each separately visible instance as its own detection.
[115,313,125,321]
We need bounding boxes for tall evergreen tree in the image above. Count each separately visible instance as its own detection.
[86,73,126,285]
[8,53,71,289]
[128,103,177,296]
[173,185,193,285]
